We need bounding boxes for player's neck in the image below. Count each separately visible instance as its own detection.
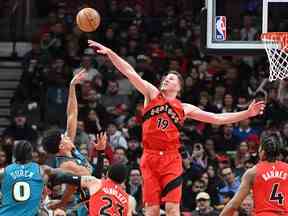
[162,90,178,100]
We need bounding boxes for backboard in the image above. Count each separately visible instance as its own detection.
[201,0,288,55]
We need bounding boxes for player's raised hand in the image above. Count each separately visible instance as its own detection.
[94,132,107,151]
[88,40,110,55]
[70,68,86,86]
[248,99,266,117]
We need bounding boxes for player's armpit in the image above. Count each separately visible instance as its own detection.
[220,167,255,216]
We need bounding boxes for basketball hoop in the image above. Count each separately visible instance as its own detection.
[261,32,288,81]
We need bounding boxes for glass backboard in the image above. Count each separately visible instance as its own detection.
[201,0,288,55]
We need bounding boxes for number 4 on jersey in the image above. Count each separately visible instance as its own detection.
[270,183,284,205]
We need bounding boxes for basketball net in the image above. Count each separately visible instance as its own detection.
[261,32,288,81]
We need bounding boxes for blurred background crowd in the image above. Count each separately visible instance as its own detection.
[0,0,288,215]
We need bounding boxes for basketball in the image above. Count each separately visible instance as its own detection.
[76,8,101,32]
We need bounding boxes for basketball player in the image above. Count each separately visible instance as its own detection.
[88,40,266,216]
[0,141,66,216]
[42,70,106,214]
[220,133,288,216]
[51,163,134,216]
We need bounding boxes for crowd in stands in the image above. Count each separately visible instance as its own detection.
[1,0,288,215]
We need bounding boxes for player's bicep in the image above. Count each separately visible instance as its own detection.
[60,161,90,176]
[183,103,218,124]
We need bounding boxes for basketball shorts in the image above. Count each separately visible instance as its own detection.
[140,149,183,206]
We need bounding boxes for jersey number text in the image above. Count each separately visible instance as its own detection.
[270,183,284,205]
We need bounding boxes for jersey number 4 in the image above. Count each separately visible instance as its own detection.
[100,196,124,216]
[270,183,284,205]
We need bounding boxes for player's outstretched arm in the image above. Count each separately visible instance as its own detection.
[88,40,159,100]
[66,69,86,142]
[183,99,265,125]
[48,171,101,196]
[220,167,255,216]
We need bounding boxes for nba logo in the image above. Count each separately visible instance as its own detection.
[215,16,227,41]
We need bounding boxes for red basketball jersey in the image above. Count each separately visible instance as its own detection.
[253,161,288,215]
[89,179,129,216]
[142,94,185,151]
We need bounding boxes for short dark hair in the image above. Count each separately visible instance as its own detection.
[42,129,62,154]
[107,163,128,184]
[261,133,282,162]
[14,141,33,164]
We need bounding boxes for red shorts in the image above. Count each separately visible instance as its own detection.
[255,212,288,216]
[140,149,183,206]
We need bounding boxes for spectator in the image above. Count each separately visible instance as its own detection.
[235,141,251,168]
[126,168,143,211]
[221,93,236,113]
[3,109,38,146]
[101,80,130,123]
[282,121,288,146]
[126,138,142,166]
[201,171,219,206]
[240,13,259,41]
[74,120,90,149]
[233,119,258,142]
[0,150,7,168]
[182,179,206,211]
[239,194,254,216]
[83,109,103,134]
[191,142,208,171]
[218,167,241,203]
[214,124,240,152]
[112,146,128,165]
[191,192,220,216]
[107,123,128,150]
[74,55,100,82]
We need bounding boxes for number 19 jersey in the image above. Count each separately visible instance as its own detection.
[0,162,44,216]
[142,94,184,151]
[253,161,288,215]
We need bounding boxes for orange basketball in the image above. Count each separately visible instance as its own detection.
[76,8,101,32]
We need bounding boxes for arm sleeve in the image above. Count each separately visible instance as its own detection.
[93,150,105,178]
[50,172,81,187]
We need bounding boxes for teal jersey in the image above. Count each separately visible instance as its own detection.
[0,162,44,216]
[54,149,91,216]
